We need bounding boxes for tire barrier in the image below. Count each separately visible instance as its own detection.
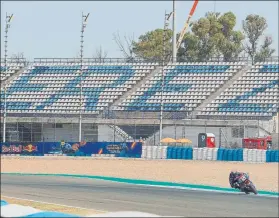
[141,145,168,159]
[165,147,278,163]
[193,148,218,161]
[243,149,267,163]
[166,147,193,160]
[266,150,279,162]
[217,148,243,162]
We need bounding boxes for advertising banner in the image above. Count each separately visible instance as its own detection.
[1,141,142,157]
[0,142,40,155]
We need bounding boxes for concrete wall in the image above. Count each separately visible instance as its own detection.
[271,133,279,150]
[97,125,123,142]
[42,123,98,142]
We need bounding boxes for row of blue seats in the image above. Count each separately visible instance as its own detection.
[35,66,134,70]
[128,103,183,107]
[175,65,230,69]
[88,66,134,70]
[258,69,278,72]
[1,107,101,110]
[218,108,275,112]
[1,105,31,110]
[2,107,29,110]
[220,103,274,108]
[7,88,45,92]
[7,89,120,93]
[167,70,229,74]
[220,103,275,108]
[1,102,31,105]
[217,148,243,161]
[0,66,8,71]
[25,71,136,75]
[1,103,275,110]
[28,71,78,74]
[125,107,182,111]
[36,66,80,70]
[167,147,193,159]
[10,84,45,87]
[129,102,184,106]
[266,150,279,162]
[260,65,278,69]
[11,82,132,87]
[82,70,136,74]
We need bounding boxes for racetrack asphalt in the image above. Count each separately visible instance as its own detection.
[1,174,278,217]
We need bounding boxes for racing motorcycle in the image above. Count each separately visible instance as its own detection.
[232,173,258,195]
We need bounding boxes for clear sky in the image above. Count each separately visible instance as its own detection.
[1,1,278,60]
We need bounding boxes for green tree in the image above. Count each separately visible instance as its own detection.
[217,12,244,61]
[132,28,173,61]
[179,12,244,62]
[131,12,276,63]
[254,36,275,62]
[177,33,200,62]
[242,14,268,64]
[190,16,216,61]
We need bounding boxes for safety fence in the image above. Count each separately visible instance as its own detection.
[141,145,279,163]
[0,200,159,217]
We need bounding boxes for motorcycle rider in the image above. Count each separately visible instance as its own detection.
[229,171,247,190]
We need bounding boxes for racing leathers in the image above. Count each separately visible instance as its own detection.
[229,171,245,189]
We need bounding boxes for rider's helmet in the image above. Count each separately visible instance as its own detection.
[229,171,237,179]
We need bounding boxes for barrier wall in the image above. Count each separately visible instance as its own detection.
[0,141,142,158]
[1,142,278,163]
[141,145,279,163]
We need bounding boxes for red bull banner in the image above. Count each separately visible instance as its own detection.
[1,143,38,155]
[1,144,23,153]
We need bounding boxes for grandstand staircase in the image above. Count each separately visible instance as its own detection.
[108,124,133,141]
[107,66,163,111]
[147,65,252,145]
[259,126,272,136]
[98,66,163,140]
[1,66,27,87]
[190,65,251,119]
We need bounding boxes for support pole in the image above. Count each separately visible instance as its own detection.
[172,0,176,63]
[3,13,13,143]
[78,12,90,142]
[159,11,171,146]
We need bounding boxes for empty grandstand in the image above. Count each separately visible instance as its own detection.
[198,62,278,119]
[1,59,25,82]
[1,57,278,146]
